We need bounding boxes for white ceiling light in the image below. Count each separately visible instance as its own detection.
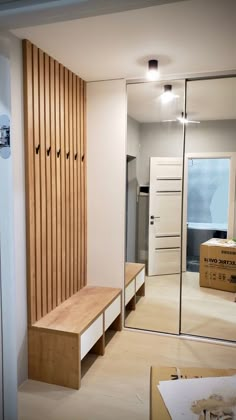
[160,84,179,103]
[146,59,159,81]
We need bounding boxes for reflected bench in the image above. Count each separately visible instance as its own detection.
[125,262,145,310]
[28,286,122,389]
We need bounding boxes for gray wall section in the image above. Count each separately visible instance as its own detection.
[126,158,137,262]
[139,122,184,184]
[126,116,140,261]
[186,120,236,154]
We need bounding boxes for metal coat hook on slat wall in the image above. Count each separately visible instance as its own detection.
[47,146,51,157]
[36,144,40,154]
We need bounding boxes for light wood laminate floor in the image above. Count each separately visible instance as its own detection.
[19,330,236,420]
[125,272,236,341]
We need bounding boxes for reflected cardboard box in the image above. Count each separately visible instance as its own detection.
[200,238,236,292]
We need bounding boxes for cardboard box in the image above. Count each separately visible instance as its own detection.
[150,366,236,420]
[200,238,236,292]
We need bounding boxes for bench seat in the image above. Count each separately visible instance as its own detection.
[28,286,122,389]
[125,263,145,310]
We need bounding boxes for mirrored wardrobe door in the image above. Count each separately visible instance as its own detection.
[181,76,236,341]
[125,80,185,334]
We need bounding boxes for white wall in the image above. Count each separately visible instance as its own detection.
[0,32,26,391]
[87,79,126,289]
[9,35,27,387]
[0,35,18,419]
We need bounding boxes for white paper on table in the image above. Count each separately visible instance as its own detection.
[158,375,236,420]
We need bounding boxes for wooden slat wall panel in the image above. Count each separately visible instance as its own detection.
[23,40,87,325]
[23,41,36,325]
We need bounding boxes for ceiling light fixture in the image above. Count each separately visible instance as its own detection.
[147,59,159,81]
[161,84,175,103]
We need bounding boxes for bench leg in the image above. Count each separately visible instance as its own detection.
[126,295,136,311]
[90,334,105,356]
[109,313,122,331]
[136,283,145,297]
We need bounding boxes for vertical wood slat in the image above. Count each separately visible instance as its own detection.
[64,68,70,299]
[44,54,52,313]
[39,50,47,317]
[23,40,36,325]
[76,78,81,291]
[83,81,87,287]
[50,57,57,310]
[69,71,74,296]
[72,74,78,293]
[23,40,86,324]
[55,61,62,305]
[32,45,42,321]
[80,80,85,288]
[60,64,66,302]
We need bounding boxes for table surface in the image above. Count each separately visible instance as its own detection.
[125,262,145,287]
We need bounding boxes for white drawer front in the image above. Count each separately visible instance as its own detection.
[156,179,182,192]
[80,315,103,360]
[125,279,135,305]
[105,295,121,331]
[154,248,180,275]
[155,236,181,249]
[136,269,145,291]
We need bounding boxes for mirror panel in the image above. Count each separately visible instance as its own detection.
[125,80,185,333]
[181,76,236,341]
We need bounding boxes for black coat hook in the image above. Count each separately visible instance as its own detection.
[74,153,77,161]
[66,151,70,159]
[47,146,51,156]
[57,149,61,158]
[36,144,40,154]
[81,154,84,162]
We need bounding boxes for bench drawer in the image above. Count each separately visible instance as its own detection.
[80,315,103,360]
[125,279,135,305]
[105,295,121,331]
[136,269,145,291]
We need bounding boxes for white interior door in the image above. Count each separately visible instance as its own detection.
[148,157,183,276]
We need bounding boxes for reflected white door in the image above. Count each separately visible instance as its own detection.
[148,157,183,276]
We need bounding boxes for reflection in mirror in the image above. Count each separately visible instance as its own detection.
[181,77,236,341]
[125,81,184,333]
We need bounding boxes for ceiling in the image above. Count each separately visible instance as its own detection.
[12,0,236,82]
[127,77,236,123]
[0,0,185,29]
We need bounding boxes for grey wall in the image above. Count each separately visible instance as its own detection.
[127,116,140,158]
[186,120,236,154]
[126,116,140,262]
[139,122,183,184]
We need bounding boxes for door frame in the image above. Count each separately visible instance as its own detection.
[182,152,236,271]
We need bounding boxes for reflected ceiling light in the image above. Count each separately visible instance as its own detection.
[177,112,200,124]
[147,59,159,81]
[161,84,178,103]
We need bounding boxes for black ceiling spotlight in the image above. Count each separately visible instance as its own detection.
[147,59,159,81]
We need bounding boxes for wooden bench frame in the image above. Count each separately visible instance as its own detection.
[28,286,122,389]
[125,263,145,311]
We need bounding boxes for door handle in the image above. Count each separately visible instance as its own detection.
[150,216,160,219]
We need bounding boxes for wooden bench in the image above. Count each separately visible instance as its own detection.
[125,262,145,310]
[28,286,122,389]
